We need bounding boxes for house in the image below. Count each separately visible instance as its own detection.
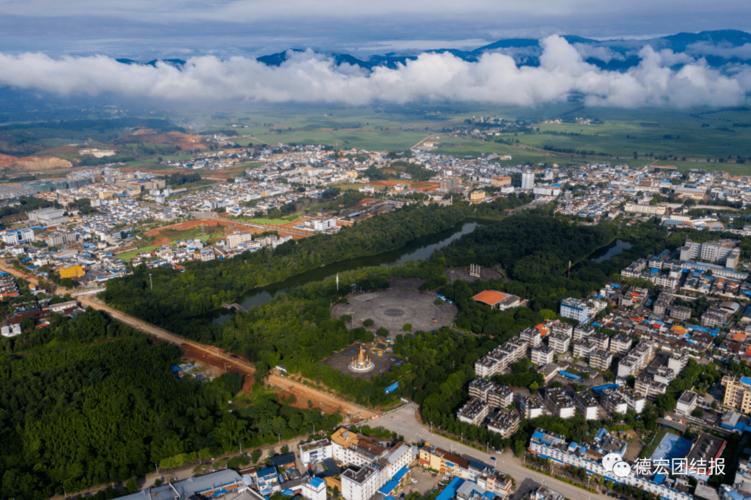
[0,323,21,338]
[255,466,281,496]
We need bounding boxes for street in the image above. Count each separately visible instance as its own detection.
[369,403,614,500]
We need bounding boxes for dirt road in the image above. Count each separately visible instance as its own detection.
[0,259,375,421]
[78,296,375,420]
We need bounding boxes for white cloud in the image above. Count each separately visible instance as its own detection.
[573,44,625,63]
[0,35,746,108]
[687,42,751,59]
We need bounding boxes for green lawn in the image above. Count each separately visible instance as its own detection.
[238,213,300,225]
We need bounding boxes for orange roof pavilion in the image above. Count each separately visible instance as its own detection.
[472,290,509,307]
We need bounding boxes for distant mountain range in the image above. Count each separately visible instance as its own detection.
[116,29,751,71]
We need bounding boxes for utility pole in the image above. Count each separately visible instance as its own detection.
[149,272,153,290]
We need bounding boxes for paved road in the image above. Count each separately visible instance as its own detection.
[369,403,613,500]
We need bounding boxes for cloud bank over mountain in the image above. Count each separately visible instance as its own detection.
[0,36,747,108]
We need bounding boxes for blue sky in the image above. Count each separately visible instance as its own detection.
[0,0,749,57]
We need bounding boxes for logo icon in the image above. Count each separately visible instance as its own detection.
[612,460,632,478]
[602,453,632,478]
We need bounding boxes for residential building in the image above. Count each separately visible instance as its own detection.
[331,428,386,467]
[722,376,751,415]
[521,172,535,190]
[676,391,698,416]
[560,297,606,323]
[680,239,741,269]
[341,443,415,500]
[548,332,571,354]
[486,408,521,438]
[576,392,601,421]
[302,477,327,500]
[299,438,333,467]
[457,398,489,426]
[544,387,576,419]
[531,345,555,366]
[589,349,613,371]
[609,334,632,354]
[518,394,545,419]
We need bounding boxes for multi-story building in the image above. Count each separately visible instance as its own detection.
[599,388,628,415]
[635,375,668,398]
[572,340,594,359]
[609,334,633,354]
[341,443,416,500]
[302,477,327,500]
[590,332,610,351]
[531,345,555,366]
[616,342,655,378]
[528,430,692,500]
[418,446,471,479]
[669,305,692,321]
[680,239,741,269]
[457,398,490,425]
[486,408,521,438]
[518,393,545,419]
[544,387,576,419]
[331,428,386,467]
[548,332,571,354]
[676,390,698,416]
[487,385,514,409]
[521,171,535,190]
[474,337,529,377]
[621,387,647,414]
[468,378,496,401]
[576,392,601,420]
[299,438,333,467]
[573,325,595,342]
[549,321,574,339]
[520,327,543,347]
[589,349,613,371]
[560,298,606,324]
[722,376,751,415]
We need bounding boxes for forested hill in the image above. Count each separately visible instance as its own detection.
[103,203,469,332]
[0,311,338,498]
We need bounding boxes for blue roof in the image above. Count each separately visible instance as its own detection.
[378,466,409,495]
[741,376,751,387]
[436,477,464,500]
[257,466,278,478]
[559,370,581,380]
[592,383,619,394]
[310,477,324,488]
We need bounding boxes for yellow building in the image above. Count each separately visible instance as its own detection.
[58,265,85,279]
[468,190,486,204]
[722,376,751,414]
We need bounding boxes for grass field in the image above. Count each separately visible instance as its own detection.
[181,105,750,175]
[239,213,300,225]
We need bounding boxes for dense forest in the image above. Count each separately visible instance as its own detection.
[438,214,673,310]
[104,204,469,333]
[0,311,338,498]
